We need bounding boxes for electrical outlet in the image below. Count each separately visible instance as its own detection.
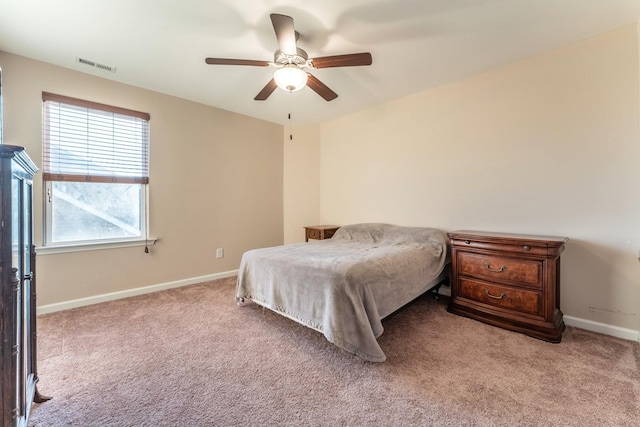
[216,248,224,259]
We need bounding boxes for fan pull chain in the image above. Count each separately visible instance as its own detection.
[288,113,293,140]
[287,92,295,140]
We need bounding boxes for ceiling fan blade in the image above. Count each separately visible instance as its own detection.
[254,78,278,101]
[306,74,338,101]
[270,13,297,56]
[311,53,372,69]
[205,58,270,67]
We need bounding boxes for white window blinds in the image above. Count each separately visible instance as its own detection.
[42,92,150,184]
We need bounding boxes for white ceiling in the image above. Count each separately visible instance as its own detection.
[1,0,640,125]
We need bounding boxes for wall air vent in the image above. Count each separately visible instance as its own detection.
[75,57,117,73]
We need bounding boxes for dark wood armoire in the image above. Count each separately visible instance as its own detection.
[0,145,48,426]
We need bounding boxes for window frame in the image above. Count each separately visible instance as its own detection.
[40,92,154,252]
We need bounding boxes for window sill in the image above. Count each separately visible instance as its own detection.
[36,237,158,255]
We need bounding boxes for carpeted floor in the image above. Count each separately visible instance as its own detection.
[29,277,639,426]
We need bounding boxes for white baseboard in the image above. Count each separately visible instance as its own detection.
[37,270,239,315]
[37,273,640,344]
[437,287,451,297]
[563,315,640,343]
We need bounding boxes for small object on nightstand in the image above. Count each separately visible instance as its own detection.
[447,230,568,343]
[304,225,340,242]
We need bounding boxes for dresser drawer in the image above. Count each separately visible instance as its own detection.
[306,228,321,240]
[451,238,551,256]
[323,228,337,239]
[458,252,542,288]
[459,278,542,316]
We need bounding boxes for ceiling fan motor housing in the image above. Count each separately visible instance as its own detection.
[274,48,309,67]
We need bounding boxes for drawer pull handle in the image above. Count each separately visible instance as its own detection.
[523,245,530,251]
[484,289,506,300]
[484,262,507,273]
[465,240,470,244]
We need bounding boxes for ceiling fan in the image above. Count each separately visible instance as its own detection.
[205,13,372,102]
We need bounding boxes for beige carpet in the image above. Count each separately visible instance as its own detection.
[29,277,639,426]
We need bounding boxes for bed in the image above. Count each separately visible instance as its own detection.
[235,223,449,362]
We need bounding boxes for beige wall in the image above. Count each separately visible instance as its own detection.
[283,124,321,244]
[2,24,638,334]
[312,25,640,332]
[0,52,284,306]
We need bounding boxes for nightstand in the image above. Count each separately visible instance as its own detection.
[304,225,340,242]
[447,230,568,342]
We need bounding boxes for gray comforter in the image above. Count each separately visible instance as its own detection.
[235,223,449,362]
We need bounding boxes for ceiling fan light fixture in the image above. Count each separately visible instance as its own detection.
[274,65,308,92]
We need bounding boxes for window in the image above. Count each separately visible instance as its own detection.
[42,92,150,247]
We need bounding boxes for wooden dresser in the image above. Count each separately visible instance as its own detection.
[304,225,340,242]
[447,230,568,342]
